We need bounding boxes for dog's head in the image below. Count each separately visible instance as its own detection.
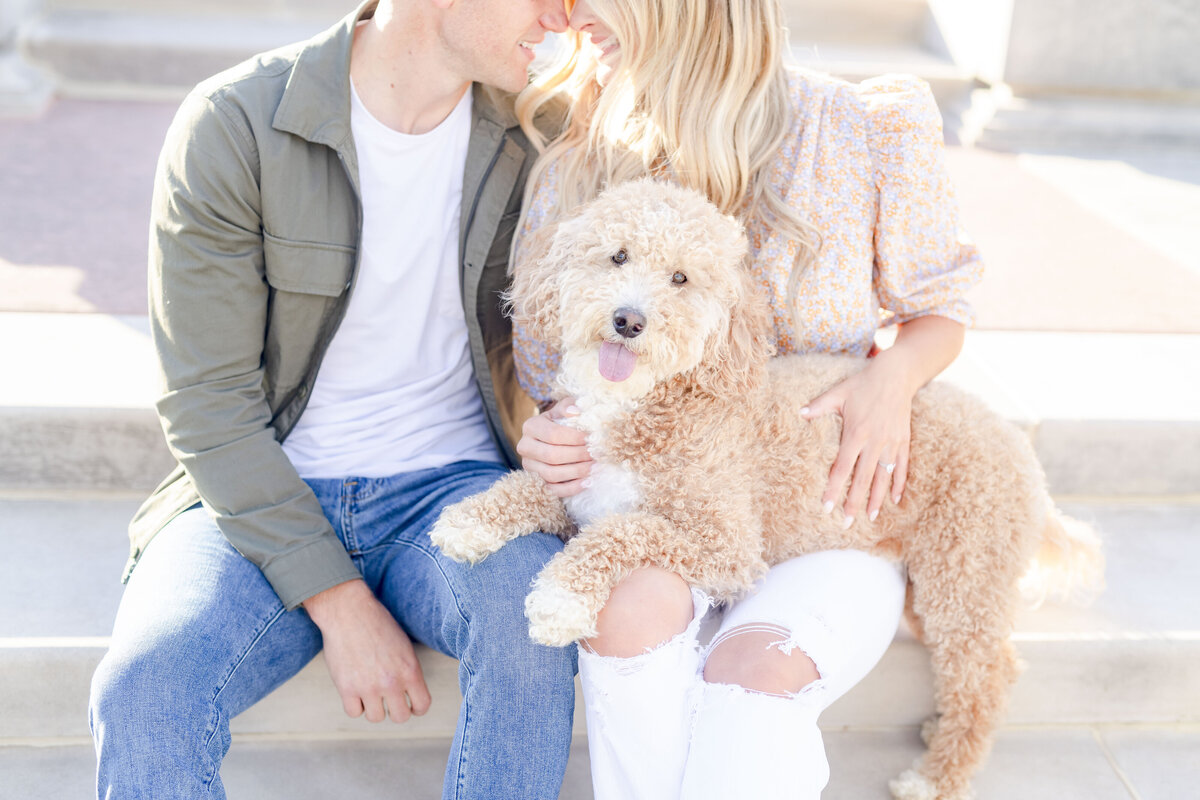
[510,178,774,401]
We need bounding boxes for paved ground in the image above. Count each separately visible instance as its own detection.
[3,98,1200,333]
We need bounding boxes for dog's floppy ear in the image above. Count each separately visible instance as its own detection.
[691,263,776,397]
[505,222,563,347]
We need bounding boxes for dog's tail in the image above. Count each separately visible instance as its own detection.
[1019,511,1105,608]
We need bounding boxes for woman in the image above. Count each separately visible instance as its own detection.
[511,0,982,797]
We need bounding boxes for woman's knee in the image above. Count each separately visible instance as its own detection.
[703,627,820,696]
[582,567,693,658]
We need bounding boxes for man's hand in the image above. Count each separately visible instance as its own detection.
[303,579,431,723]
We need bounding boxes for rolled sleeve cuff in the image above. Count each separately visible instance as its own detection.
[261,535,362,611]
[887,297,976,329]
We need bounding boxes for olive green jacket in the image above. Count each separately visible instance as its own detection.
[127,1,541,610]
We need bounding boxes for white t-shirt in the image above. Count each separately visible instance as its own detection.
[282,84,501,478]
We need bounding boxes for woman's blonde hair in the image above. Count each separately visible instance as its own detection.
[516,0,820,273]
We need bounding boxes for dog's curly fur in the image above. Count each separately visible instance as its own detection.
[430,178,1103,800]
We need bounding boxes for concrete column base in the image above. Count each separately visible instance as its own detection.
[0,49,52,117]
[958,83,1200,152]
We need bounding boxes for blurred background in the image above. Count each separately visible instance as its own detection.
[1,1,1197,798]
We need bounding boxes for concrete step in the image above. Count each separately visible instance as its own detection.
[964,86,1200,153]
[5,725,1198,800]
[17,3,352,100]
[2,495,1197,746]
[14,0,963,110]
[786,41,978,127]
[781,0,932,48]
[3,312,1198,496]
[0,737,595,800]
[38,0,351,15]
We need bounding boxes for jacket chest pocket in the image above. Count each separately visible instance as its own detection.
[263,232,355,296]
[261,232,357,404]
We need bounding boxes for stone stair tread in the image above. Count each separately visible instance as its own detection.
[4,726,1197,800]
[780,0,931,48]
[17,4,966,102]
[18,8,333,95]
[1,496,1196,743]
[3,496,1194,641]
[788,42,964,78]
[3,313,1198,494]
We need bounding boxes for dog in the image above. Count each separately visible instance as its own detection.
[430,178,1103,800]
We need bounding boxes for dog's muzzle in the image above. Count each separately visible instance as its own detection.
[613,307,646,339]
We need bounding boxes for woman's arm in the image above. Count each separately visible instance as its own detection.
[801,315,964,525]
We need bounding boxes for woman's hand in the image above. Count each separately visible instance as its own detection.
[517,398,593,498]
[801,316,966,526]
[801,358,913,526]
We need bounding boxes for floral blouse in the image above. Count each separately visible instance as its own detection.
[513,70,983,404]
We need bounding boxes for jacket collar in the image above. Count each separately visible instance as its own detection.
[272,0,521,150]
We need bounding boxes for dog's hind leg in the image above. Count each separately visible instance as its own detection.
[430,470,573,564]
[891,563,1021,800]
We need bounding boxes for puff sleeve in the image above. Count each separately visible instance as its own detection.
[510,163,562,405]
[859,75,983,327]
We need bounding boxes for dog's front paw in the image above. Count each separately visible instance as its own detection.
[525,579,597,647]
[429,501,507,564]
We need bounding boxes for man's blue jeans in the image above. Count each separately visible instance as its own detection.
[89,461,577,799]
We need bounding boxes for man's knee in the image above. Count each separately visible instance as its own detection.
[91,642,187,728]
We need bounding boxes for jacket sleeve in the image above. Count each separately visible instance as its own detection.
[148,91,360,610]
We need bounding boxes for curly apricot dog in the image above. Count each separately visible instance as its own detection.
[431,178,1102,800]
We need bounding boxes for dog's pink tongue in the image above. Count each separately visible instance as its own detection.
[599,341,637,382]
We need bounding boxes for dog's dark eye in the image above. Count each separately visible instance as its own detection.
[671,272,688,285]
[611,249,628,265]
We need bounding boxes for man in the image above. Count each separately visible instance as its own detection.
[88,1,575,797]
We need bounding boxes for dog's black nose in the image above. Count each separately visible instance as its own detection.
[612,307,646,339]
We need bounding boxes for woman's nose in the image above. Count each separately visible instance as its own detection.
[568,0,597,31]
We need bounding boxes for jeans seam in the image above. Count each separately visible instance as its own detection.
[403,540,476,800]
[342,479,359,553]
[198,603,289,788]
[371,539,475,647]
[453,682,472,800]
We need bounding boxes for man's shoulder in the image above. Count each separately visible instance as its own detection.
[189,40,306,123]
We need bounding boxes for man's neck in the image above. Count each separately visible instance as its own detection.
[349,3,471,135]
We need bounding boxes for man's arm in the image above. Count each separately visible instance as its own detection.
[150,92,430,721]
[149,91,359,609]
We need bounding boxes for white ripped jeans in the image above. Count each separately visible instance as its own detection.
[579,549,906,800]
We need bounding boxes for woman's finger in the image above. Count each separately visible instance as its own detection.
[518,437,592,467]
[800,386,845,419]
[892,447,910,505]
[867,457,897,521]
[841,444,882,526]
[822,432,863,511]
[522,457,592,486]
[521,412,587,448]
